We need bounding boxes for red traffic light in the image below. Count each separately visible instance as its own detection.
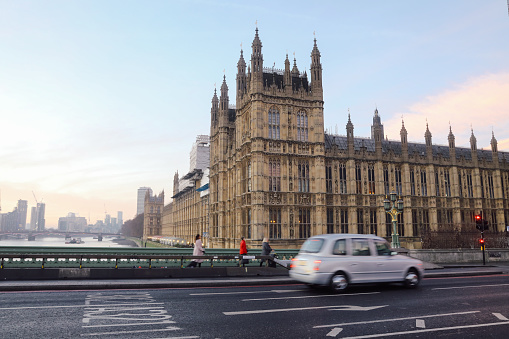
[475,215,482,221]
[479,238,485,244]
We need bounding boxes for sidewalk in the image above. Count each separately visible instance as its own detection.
[0,263,506,292]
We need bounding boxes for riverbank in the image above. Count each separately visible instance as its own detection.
[111,238,139,247]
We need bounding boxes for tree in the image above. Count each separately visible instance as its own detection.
[121,213,144,238]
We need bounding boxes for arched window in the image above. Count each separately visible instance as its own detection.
[297,111,308,142]
[269,158,281,192]
[268,107,280,139]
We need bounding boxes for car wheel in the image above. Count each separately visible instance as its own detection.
[330,273,348,292]
[404,269,420,288]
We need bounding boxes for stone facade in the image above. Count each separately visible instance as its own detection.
[143,191,164,239]
[206,28,509,249]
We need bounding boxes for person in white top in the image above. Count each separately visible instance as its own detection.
[187,234,205,268]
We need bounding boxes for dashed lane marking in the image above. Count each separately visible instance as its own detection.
[80,327,182,336]
[493,313,508,321]
[189,289,299,296]
[432,283,509,290]
[326,327,343,337]
[416,319,425,328]
[313,311,480,328]
[339,321,509,339]
[224,304,387,315]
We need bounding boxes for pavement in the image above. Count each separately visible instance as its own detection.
[0,261,507,292]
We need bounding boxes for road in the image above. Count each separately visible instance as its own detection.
[1,274,508,339]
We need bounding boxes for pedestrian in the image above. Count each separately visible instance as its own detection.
[240,236,248,266]
[186,234,205,268]
[260,237,275,267]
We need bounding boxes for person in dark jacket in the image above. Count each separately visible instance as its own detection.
[260,237,275,267]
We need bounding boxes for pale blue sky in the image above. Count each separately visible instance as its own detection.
[1,0,508,227]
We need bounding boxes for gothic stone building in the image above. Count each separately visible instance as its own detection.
[207,29,509,249]
[143,190,164,240]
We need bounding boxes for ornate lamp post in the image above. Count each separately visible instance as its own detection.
[383,191,404,248]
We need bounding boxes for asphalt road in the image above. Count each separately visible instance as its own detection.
[1,274,509,339]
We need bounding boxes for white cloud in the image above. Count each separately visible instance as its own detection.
[384,72,509,151]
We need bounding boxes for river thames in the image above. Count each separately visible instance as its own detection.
[0,236,137,248]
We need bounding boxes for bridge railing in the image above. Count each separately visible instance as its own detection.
[0,246,300,269]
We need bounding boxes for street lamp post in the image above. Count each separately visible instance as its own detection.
[383,191,404,248]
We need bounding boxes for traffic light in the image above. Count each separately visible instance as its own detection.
[479,238,485,250]
[475,215,483,230]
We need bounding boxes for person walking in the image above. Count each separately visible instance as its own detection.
[240,236,248,266]
[260,237,275,267]
[187,234,205,268]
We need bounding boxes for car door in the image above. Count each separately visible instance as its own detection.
[373,239,404,281]
[348,238,377,282]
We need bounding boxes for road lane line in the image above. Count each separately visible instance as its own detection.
[432,283,509,290]
[313,311,480,328]
[416,319,425,328]
[83,320,176,328]
[339,321,509,339]
[493,313,509,321]
[224,304,387,315]
[242,291,379,301]
[189,289,299,296]
[81,326,181,336]
[0,302,164,311]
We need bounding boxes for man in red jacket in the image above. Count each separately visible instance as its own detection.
[240,236,248,266]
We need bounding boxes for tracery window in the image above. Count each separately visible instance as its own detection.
[410,169,416,195]
[297,111,308,142]
[466,171,473,198]
[269,208,281,239]
[488,172,494,199]
[298,208,311,239]
[326,164,333,193]
[339,163,347,194]
[395,166,402,196]
[327,208,334,233]
[369,209,377,235]
[357,209,364,234]
[383,165,390,195]
[368,164,375,194]
[444,170,451,197]
[340,209,348,233]
[268,107,280,139]
[355,163,362,194]
[298,161,310,192]
[269,159,281,192]
[420,170,427,196]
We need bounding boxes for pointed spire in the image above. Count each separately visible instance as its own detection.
[470,128,477,151]
[400,119,408,145]
[425,122,432,147]
[291,56,299,76]
[448,126,455,149]
[491,130,498,153]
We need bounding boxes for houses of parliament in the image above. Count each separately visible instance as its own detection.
[158,28,509,250]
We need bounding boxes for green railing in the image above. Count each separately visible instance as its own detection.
[0,246,300,269]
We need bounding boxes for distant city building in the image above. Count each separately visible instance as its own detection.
[17,200,28,230]
[0,200,28,232]
[117,211,123,228]
[189,135,210,172]
[29,206,37,231]
[58,212,87,232]
[36,203,45,231]
[137,187,152,216]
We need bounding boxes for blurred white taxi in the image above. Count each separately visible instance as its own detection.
[289,234,424,292]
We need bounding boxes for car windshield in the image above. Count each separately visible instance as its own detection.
[299,238,324,253]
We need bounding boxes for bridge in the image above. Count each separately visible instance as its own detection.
[0,231,119,241]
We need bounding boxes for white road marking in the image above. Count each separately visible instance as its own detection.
[416,319,425,328]
[83,320,176,328]
[0,303,164,311]
[224,304,387,315]
[242,291,379,301]
[313,311,480,328]
[493,313,509,321]
[80,326,181,336]
[189,289,299,296]
[432,283,509,290]
[326,327,343,337]
[339,321,509,339]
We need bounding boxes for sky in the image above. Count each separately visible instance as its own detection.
[1,0,508,228]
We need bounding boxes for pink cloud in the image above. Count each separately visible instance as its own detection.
[384,72,509,151]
